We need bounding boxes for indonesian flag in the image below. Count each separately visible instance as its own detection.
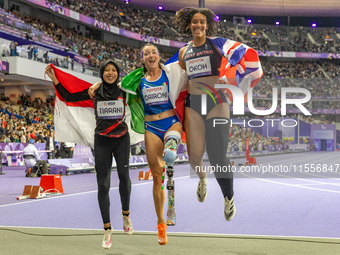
[51,65,143,149]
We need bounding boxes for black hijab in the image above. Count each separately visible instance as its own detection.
[97,59,120,99]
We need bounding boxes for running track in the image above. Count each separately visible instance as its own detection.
[1,151,340,239]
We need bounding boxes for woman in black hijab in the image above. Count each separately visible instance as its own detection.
[45,60,133,250]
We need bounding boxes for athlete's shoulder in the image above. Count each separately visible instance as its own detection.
[179,45,189,57]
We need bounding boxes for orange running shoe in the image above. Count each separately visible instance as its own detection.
[157,222,168,245]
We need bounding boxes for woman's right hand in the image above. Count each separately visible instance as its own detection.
[45,64,54,78]
[45,64,59,84]
[88,82,102,99]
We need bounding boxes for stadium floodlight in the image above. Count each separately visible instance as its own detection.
[215,15,219,21]
[276,21,280,25]
[247,19,252,23]
[312,23,317,27]
[125,0,130,4]
[158,6,163,10]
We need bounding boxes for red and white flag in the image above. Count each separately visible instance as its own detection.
[51,65,143,149]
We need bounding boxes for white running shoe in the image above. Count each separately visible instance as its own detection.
[224,196,236,221]
[196,177,207,202]
[122,212,133,235]
[102,227,113,249]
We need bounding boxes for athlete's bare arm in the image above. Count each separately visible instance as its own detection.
[178,46,188,71]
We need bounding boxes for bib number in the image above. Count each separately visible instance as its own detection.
[186,56,212,79]
[142,85,168,106]
[97,100,124,119]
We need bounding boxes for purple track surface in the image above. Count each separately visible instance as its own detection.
[1,151,340,239]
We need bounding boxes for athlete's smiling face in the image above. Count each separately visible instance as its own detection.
[189,13,207,38]
[142,45,160,70]
[103,63,118,84]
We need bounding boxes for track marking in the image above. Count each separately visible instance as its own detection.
[240,173,340,193]
[1,226,340,241]
[0,175,191,208]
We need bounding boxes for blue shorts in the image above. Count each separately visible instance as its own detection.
[145,115,180,141]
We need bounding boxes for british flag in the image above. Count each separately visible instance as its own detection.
[209,37,263,103]
[166,37,263,104]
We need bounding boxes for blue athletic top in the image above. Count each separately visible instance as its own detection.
[140,70,173,116]
[183,39,222,80]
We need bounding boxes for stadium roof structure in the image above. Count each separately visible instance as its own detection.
[127,0,340,17]
[0,72,53,88]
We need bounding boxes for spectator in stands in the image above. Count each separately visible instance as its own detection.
[53,56,60,66]
[24,112,30,124]
[33,47,38,61]
[27,44,33,59]
[64,56,69,69]
[30,130,36,140]
[7,118,13,131]
[4,132,11,143]
[14,42,18,56]
[10,41,15,56]
[45,131,56,159]
[64,142,75,158]
[10,131,15,142]
[23,139,48,175]
[36,131,45,143]
[21,132,26,143]
[0,123,5,136]
[14,134,19,142]
[43,51,49,63]
[238,139,243,152]
[57,142,67,158]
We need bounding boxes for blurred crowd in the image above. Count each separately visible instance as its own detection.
[228,125,284,153]
[0,100,54,145]
[1,4,340,78]
[0,2,339,150]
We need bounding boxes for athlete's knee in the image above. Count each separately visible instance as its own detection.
[152,168,164,186]
[152,174,163,187]
[117,169,130,181]
[98,182,110,194]
[206,118,230,150]
[118,175,131,186]
[188,153,203,166]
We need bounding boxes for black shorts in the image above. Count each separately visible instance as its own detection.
[185,90,228,118]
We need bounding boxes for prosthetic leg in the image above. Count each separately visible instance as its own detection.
[163,131,181,226]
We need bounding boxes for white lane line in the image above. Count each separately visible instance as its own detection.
[240,174,340,193]
[1,226,340,241]
[257,152,337,165]
[0,175,191,208]
[239,153,340,181]
[296,183,340,186]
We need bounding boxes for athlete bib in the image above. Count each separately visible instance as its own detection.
[97,100,124,119]
[142,85,168,106]
[185,56,212,79]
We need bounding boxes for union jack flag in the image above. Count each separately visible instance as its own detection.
[166,37,263,104]
[209,37,263,103]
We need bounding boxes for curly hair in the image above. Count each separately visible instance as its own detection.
[174,8,217,36]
